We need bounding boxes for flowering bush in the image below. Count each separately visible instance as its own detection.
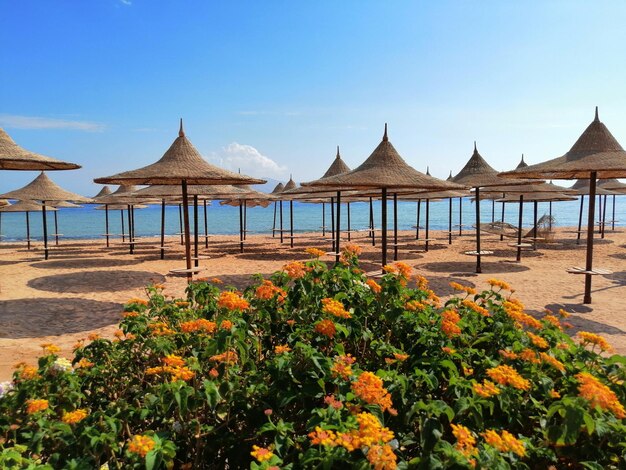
[1,250,625,469]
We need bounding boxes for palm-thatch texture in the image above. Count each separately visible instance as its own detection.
[0,128,80,170]
[451,143,529,188]
[0,172,91,202]
[499,108,626,180]
[0,200,56,212]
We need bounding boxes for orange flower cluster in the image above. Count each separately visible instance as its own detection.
[163,354,185,367]
[274,344,291,354]
[148,322,175,336]
[324,394,343,409]
[220,319,233,330]
[527,332,549,349]
[309,427,338,446]
[209,350,239,365]
[127,298,148,306]
[146,362,195,382]
[123,311,139,318]
[486,365,531,391]
[217,291,250,311]
[250,445,274,463]
[482,429,526,457]
[87,333,101,341]
[128,434,155,457]
[367,443,398,470]
[18,365,39,380]
[451,423,478,463]
[503,301,542,330]
[558,308,570,318]
[255,280,287,302]
[441,310,462,338]
[180,319,217,334]
[342,243,362,257]
[415,274,429,290]
[366,279,382,294]
[450,282,476,296]
[539,353,565,372]
[351,372,394,413]
[322,298,351,319]
[331,354,356,379]
[282,261,307,279]
[461,299,490,317]
[577,331,613,352]
[543,314,562,330]
[473,380,501,398]
[75,358,94,369]
[442,346,456,355]
[487,279,511,291]
[315,319,336,338]
[305,247,326,258]
[40,343,60,355]
[425,289,441,308]
[576,372,626,418]
[518,348,540,364]
[498,349,518,360]
[175,301,190,308]
[62,409,88,424]
[26,399,49,414]
[405,300,425,312]
[549,389,561,399]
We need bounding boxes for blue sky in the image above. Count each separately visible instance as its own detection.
[2,1,626,195]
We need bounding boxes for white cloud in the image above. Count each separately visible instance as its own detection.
[211,142,287,178]
[0,114,105,132]
[119,0,132,5]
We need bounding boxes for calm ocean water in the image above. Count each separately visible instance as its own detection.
[0,197,622,242]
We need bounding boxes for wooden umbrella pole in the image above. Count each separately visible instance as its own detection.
[127,204,133,254]
[105,204,110,247]
[475,188,481,273]
[516,195,524,262]
[393,192,398,261]
[491,199,495,223]
[330,197,335,251]
[425,198,430,252]
[549,201,553,231]
[54,211,59,246]
[239,202,244,253]
[597,194,602,235]
[459,197,463,236]
[272,201,277,237]
[583,172,597,304]
[279,200,284,244]
[533,200,538,250]
[120,210,125,242]
[178,204,184,245]
[448,198,452,244]
[290,200,294,248]
[416,199,421,239]
[381,188,388,271]
[369,196,375,246]
[204,199,209,248]
[577,195,584,244]
[160,199,166,260]
[601,194,607,238]
[347,202,351,241]
[26,211,31,250]
[500,198,506,241]
[193,195,199,266]
[322,202,326,237]
[611,195,616,231]
[335,191,341,264]
[181,180,193,282]
[244,200,248,241]
[42,201,49,260]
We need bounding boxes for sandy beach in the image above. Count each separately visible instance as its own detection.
[1,226,625,381]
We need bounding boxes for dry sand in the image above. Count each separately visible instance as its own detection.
[1,227,625,381]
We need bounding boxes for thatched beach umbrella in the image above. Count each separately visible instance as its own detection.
[48,200,82,246]
[569,179,618,241]
[0,172,90,259]
[302,124,463,268]
[0,128,80,170]
[278,176,298,247]
[0,200,57,249]
[500,107,626,303]
[90,186,113,246]
[95,120,265,279]
[270,182,285,238]
[599,179,626,231]
[451,143,531,273]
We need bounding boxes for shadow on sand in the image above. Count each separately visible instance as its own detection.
[0,297,123,338]
[27,270,166,294]
[29,258,143,270]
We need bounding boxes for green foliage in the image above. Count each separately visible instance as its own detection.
[1,253,625,469]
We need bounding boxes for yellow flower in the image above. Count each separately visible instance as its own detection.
[450,281,477,296]
[442,346,456,354]
[473,380,501,398]
[451,423,478,461]
[486,365,530,391]
[405,300,426,311]
[40,343,60,355]
[163,355,185,368]
[482,429,526,457]
[308,427,337,447]
[209,350,239,365]
[321,298,351,319]
[539,353,565,372]
[250,445,274,463]
[26,399,49,414]
[274,344,291,354]
[75,358,94,369]
[217,291,249,311]
[331,354,355,379]
[527,332,549,349]
[282,261,307,279]
[366,279,382,294]
[487,279,511,291]
[62,409,88,424]
[576,372,626,418]
[352,372,394,414]
[128,434,155,457]
[305,247,326,258]
[577,331,613,352]
[366,443,398,470]
[461,299,490,317]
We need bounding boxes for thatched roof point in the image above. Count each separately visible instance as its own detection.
[426,166,431,176]
[321,147,351,179]
[283,176,297,191]
[516,154,528,169]
[336,146,340,158]
[179,118,185,137]
[383,123,388,142]
[271,182,285,194]
[594,106,599,122]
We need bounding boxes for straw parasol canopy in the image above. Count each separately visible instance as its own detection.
[0,128,81,171]
[0,171,91,203]
[500,108,626,180]
[569,179,618,196]
[94,120,266,278]
[0,200,56,213]
[92,186,112,199]
[50,201,82,208]
[133,184,251,199]
[516,155,528,169]
[322,147,351,178]
[598,178,626,194]
[271,182,285,195]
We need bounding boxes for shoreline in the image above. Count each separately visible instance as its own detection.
[1,226,625,381]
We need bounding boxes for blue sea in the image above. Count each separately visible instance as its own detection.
[0,197,622,242]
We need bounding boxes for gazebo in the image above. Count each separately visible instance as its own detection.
[499,107,626,304]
